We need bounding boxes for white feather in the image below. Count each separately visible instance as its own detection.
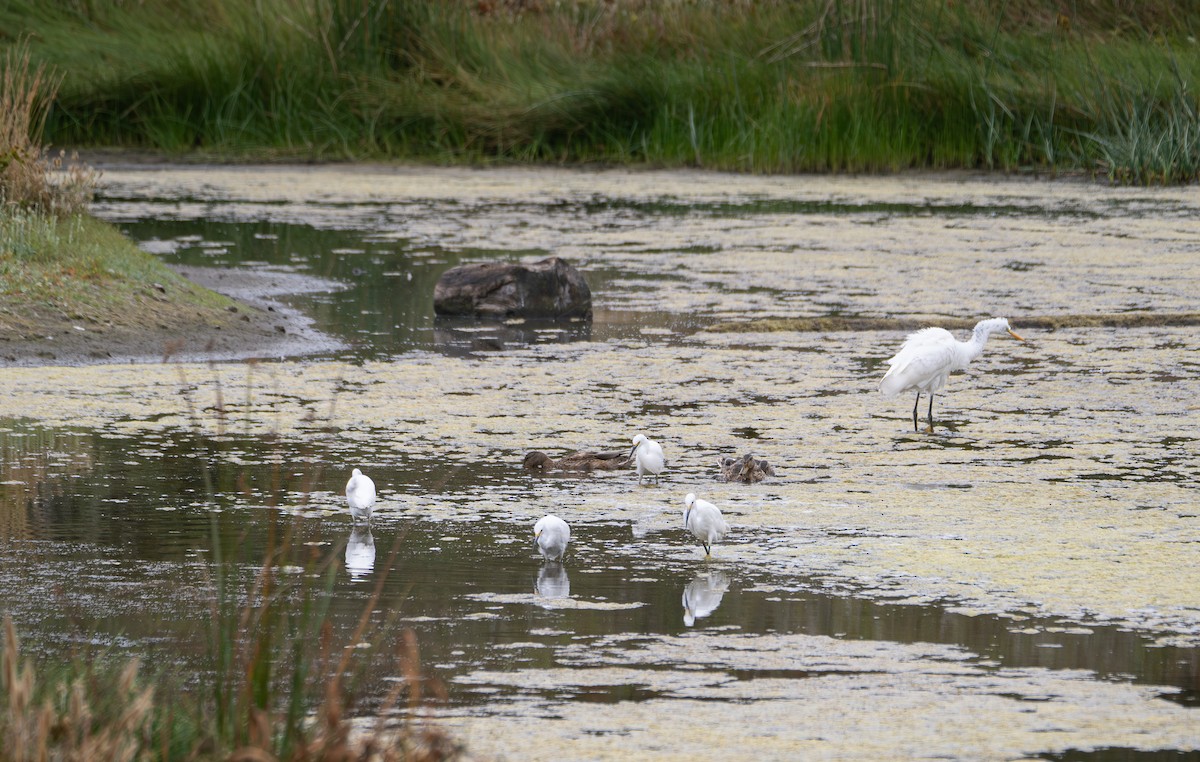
[345,468,376,524]
[631,434,666,483]
[534,514,571,562]
[683,493,729,556]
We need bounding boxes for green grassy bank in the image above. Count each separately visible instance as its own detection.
[2,0,1198,183]
[0,209,245,340]
[0,42,249,353]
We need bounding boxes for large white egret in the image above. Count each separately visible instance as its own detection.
[879,317,1026,433]
[683,493,729,558]
[345,468,377,524]
[534,514,571,562]
[629,434,665,484]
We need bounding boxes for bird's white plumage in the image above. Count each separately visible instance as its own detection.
[879,318,1026,432]
[345,468,376,524]
[683,493,729,556]
[880,318,1020,399]
[534,514,571,562]
[879,327,960,397]
[630,434,665,484]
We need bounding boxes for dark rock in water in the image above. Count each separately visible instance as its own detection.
[524,450,631,473]
[434,257,592,320]
[717,453,775,484]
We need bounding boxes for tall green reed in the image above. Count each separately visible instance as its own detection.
[4,0,1199,182]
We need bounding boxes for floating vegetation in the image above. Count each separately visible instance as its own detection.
[707,312,1200,334]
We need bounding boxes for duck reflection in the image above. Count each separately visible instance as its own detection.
[345,526,376,581]
[682,570,730,627]
[535,562,571,600]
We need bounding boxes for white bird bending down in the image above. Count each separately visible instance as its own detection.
[345,468,377,525]
[683,493,729,558]
[534,514,571,562]
[629,434,665,484]
[879,317,1026,433]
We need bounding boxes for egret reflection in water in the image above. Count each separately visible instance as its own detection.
[345,526,376,581]
[683,570,730,626]
[535,562,571,600]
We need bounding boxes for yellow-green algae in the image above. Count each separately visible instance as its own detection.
[91,167,1200,342]
[13,166,1200,758]
[437,633,1198,761]
[1,323,1196,642]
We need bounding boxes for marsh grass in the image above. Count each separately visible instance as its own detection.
[0,369,459,761]
[0,42,96,214]
[0,211,244,342]
[3,0,1197,181]
[0,39,248,343]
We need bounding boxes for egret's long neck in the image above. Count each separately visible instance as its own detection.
[965,322,1002,363]
[965,327,989,362]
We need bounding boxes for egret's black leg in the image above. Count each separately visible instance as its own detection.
[927,393,936,433]
[912,393,921,432]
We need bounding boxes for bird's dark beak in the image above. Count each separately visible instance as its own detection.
[629,444,638,458]
[1007,328,1026,342]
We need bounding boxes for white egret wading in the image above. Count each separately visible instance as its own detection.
[683,493,729,558]
[879,317,1026,433]
[345,468,377,525]
[629,434,665,484]
[534,514,571,562]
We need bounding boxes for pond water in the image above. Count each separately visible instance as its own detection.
[2,166,1198,760]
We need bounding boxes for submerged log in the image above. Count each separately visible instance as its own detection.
[433,257,592,320]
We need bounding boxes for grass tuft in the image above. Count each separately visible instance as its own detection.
[1,40,97,214]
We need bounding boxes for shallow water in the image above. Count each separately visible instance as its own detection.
[2,166,1198,760]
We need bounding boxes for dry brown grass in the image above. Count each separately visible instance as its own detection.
[1,42,97,216]
[2,617,156,762]
[2,614,459,762]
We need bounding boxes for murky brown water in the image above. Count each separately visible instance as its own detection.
[2,166,1198,760]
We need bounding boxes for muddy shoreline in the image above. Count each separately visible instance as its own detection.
[0,265,345,367]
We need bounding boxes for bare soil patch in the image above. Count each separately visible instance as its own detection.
[0,265,344,366]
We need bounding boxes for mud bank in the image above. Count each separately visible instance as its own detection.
[0,264,344,367]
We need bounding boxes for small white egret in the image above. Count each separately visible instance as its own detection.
[534,514,571,562]
[345,468,376,525]
[879,317,1026,433]
[683,570,730,626]
[629,434,666,484]
[683,493,729,558]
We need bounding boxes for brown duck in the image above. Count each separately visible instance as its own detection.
[717,453,775,484]
[523,450,632,473]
